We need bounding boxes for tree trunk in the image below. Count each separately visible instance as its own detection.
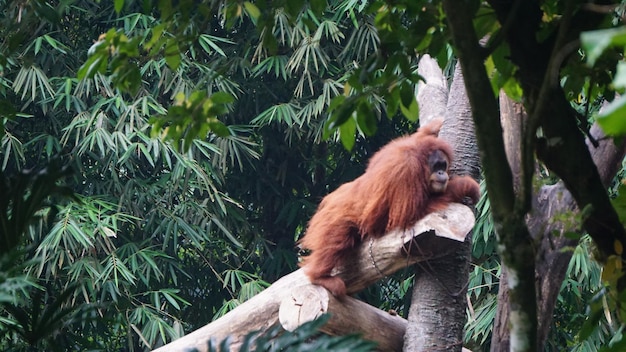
[404,56,479,351]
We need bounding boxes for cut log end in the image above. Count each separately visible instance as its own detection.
[279,285,329,331]
[279,284,407,351]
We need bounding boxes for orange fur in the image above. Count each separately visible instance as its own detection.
[298,120,481,296]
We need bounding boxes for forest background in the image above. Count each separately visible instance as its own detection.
[2,0,626,351]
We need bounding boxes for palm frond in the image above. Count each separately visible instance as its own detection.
[12,66,55,102]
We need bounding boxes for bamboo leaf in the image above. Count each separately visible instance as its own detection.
[114,0,124,13]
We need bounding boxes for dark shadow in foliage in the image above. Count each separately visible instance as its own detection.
[0,160,75,254]
[192,315,377,352]
[0,161,98,351]
[1,282,102,352]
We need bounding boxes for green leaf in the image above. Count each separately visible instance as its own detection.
[400,95,419,121]
[613,61,626,89]
[261,31,278,55]
[208,118,231,137]
[339,118,356,151]
[114,0,124,13]
[581,27,626,66]
[399,83,414,107]
[210,92,235,104]
[502,77,523,102]
[112,63,142,95]
[328,96,356,129]
[310,0,327,16]
[356,102,377,136]
[385,88,400,118]
[145,23,165,51]
[165,40,181,70]
[243,2,261,21]
[223,2,241,29]
[34,36,42,54]
[77,55,106,79]
[596,95,626,136]
[415,27,435,52]
[198,34,234,57]
[285,0,305,17]
[491,41,514,78]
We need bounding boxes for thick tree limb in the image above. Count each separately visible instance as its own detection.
[337,204,475,294]
[152,204,475,352]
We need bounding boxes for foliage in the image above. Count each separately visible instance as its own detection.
[549,236,615,352]
[150,91,233,151]
[0,163,84,350]
[0,162,74,253]
[581,26,626,136]
[465,181,500,348]
[0,1,262,349]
